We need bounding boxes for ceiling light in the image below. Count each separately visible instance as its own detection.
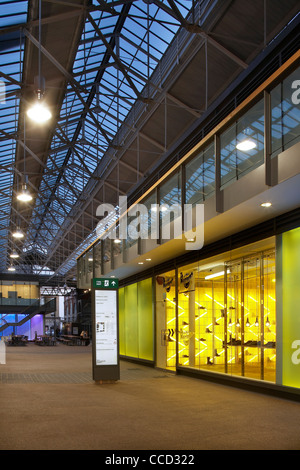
[114,239,121,244]
[10,252,19,259]
[138,262,144,265]
[236,139,256,151]
[27,100,51,123]
[27,1,52,124]
[205,270,225,280]
[17,183,32,202]
[8,266,16,272]
[146,258,151,261]
[151,205,168,212]
[12,228,24,239]
[260,202,272,207]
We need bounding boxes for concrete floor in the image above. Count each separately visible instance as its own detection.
[1,342,300,451]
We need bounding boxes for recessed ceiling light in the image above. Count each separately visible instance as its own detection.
[146,258,151,261]
[260,202,272,207]
[151,206,168,212]
[205,270,225,280]
[138,262,144,265]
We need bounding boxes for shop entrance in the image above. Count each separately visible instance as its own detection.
[155,271,176,371]
[176,246,276,382]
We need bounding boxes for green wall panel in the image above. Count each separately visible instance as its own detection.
[124,283,139,358]
[137,278,154,361]
[281,227,300,388]
[118,287,125,356]
[118,278,154,361]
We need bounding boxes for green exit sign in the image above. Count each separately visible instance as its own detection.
[93,278,119,289]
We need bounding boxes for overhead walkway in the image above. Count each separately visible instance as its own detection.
[0,298,56,334]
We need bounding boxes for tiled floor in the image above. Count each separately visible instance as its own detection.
[1,342,300,451]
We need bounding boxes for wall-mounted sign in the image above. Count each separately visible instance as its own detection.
[92,278,120,382]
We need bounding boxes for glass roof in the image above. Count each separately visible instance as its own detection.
[0,1,27,269]
[0,0,192,275]
[1,1,298,278]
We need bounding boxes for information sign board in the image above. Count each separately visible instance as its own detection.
[92,278,120,382]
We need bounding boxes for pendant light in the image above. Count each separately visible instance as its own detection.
[10,251,19,259]
[27,0,51,123]
[12,227,24,239]
[17,117,32,202]
[17,183,32,202]
[8,265,16,272]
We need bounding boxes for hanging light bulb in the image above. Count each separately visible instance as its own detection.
[17,183,32,202]
[255,316,259,327]
[12,227,24,239]
[27,97,52,123]
[27,0,51,124]
[266,316,270,327]
[236,318,240,327]
[246,317,250,327]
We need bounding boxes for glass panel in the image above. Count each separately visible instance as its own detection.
[271,66,300,156]
[94,241,102,278]
[155,270,176,370]
[177,261,226,373]
[124,283,139,358]
[159,172,181,240]
[243,256,262,380]
[141,191,157,239]
[221,99,264,188]
[282,68,300,149]
[137,278,154,361]
[185,142,215,206]
[176,242,276,384]
[119,278,154,361]
[262,251,276,383]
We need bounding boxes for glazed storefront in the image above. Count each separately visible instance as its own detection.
[118,226,300,396]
